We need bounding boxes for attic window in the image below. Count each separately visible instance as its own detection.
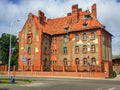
[83,23,88,27]
[64,26,69,34]
[84,14,92,19]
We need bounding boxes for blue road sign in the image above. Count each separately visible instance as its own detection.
[22,56,26,62]
[87,62,90,66]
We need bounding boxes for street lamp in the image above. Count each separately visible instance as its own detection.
[8,19,21,78]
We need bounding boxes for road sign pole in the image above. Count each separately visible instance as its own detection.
[22,56,26,81]
[88,55,90,77]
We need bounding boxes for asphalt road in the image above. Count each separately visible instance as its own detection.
[0,77,120,90]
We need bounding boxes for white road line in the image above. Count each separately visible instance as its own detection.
[20,82,48,87]
[95,87,103,90]
[108,87,116,90]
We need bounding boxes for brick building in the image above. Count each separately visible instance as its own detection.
[18,4,113,75]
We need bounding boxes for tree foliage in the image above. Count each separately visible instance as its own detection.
[0,33,18,67]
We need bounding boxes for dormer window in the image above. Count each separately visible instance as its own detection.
[84,14,92,19]
[64,26,69,34]
[83,23,88,27]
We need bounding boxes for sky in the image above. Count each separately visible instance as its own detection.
[0,0,120,55]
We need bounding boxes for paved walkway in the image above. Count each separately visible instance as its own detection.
[1,74,120,80]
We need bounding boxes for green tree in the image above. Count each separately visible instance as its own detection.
[0,33,18,67]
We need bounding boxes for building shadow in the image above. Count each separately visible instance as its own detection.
[0,89,8,90]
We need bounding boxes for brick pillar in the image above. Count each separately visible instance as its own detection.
[75,66,78,72]
[31,65,33,72]
[41,65,43,72]
[5,65,7,71]
[51,65,53,72]
[22,65,24,71]
[32,65,34,71]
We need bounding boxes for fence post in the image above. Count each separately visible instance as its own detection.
[63,66,65,72]
[41,65,43,72]
[76,66,78,72]
[51,65,53,72]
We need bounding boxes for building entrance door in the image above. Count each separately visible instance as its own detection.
[43,58,50,71]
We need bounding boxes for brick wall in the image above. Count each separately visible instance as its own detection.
[2,71,104,78]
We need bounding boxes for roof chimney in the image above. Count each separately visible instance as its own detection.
[72,4,78,13]
[92,3,97,18]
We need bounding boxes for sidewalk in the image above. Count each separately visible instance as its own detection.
[112,75,120,80]
[0,74,120,80]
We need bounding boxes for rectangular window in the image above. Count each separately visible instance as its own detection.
[28,47,31,54]
[91,45,95,53]
[75,34,79,41]
[83,33,87,40]
[63,36,68,43]
[63,47,68,54]
[75,46,79,54]
[28,36,32,44]
[83,45,87,53]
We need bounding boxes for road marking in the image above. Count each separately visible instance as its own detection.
[108,87,116,90]
[20,82,48,87]
[95,87,103,90]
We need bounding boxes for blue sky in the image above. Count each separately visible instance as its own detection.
[0,0,120,55]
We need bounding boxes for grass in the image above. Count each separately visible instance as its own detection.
[0,78,32,84]
[0,81,11,84]
[118,72,120,75]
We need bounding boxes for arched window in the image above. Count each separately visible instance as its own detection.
[83,58,87,65]
[83,45,87,53]
[63,58,68,66]
[91,45,96,53]
[83,33,87,40]
[28,47,31,54]
[63,47,68,54]
[63,36,67,43]
[91,58,96,65]
[28,36,32,43]
[75,46,79,54]
[75,58,79,65]
[91,32,95,39]
[75,33,79,41]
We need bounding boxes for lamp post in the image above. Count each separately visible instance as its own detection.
[8,19,21,78]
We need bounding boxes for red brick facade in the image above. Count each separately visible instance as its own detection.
[18,4,113,77]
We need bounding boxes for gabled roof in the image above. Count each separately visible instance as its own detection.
[27,4,108,35]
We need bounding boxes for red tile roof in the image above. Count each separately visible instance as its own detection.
[32,4,104,35]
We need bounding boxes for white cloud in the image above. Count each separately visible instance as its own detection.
[0,0,120,55]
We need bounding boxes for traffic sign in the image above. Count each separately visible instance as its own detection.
[22,56,26,62]
[87,62,90,66]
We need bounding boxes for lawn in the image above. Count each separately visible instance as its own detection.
[0,78,32,84]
